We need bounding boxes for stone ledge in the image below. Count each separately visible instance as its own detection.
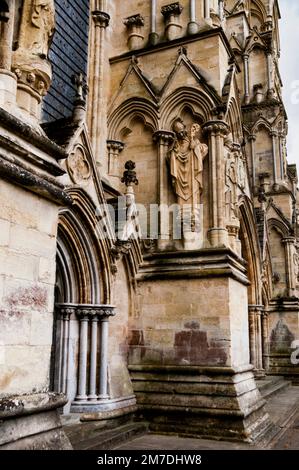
[0,154,73,206]
[137,248,249,284]
[129,364,254,376]
[0,392,67,420]
[0,107,67,161]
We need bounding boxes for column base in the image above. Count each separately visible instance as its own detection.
[129,365,274,443]
[0,393,72,450]
[70,395,137,415]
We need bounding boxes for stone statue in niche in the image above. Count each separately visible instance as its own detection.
[225,152,239,222]
[293,251,299,285]
[168,119,208,209]
[167,119,208,249]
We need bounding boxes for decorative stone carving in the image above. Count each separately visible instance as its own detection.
[168,119,208,208]
[107,140,124,176]
[168,119,208,248]
[67,145,91,184]
[124,14,145,50]
[111,161,140,272]
[12,0,55,119]
[225,152,238,222]
[121,160,139,187]
[293,252,299,285]
[92,10,110,29]
[161,2,183,41]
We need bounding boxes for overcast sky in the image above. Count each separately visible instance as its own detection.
[279,0,299,165]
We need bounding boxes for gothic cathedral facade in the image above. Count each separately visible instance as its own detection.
[0,0,298,449]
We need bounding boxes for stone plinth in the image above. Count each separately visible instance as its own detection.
[128,248,273,442]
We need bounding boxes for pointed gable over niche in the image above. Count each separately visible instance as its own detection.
[245,26,267,53]
[160,47,221,105]
[109,56,158,112]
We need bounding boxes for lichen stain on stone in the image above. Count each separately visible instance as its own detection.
[5,286,47,310]
[0,308,26,320]
[270,319,295,353]
[174,329,227,366]
[0,370,19,390]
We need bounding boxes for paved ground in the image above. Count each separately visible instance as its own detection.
[115,386,299,450]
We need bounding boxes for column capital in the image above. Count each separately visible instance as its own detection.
[248,305,264,314]
[248,134,256,142]
[153,130,175,145]
[282,237,296,245]
[76,304,116,320]
[56,303,77,319]
[124,14,145,28]
[107,139,125,152]
[92,10,110,28]
[203,120,230,137]
[161,2,183,20]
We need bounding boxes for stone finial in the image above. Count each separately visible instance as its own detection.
[72,72,88,103]
[71,73,88,122]
[121,161,139,187]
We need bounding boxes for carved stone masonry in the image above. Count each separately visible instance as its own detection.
[161,2,183,41]
[161,2,183,18]
[12,0,56,119]
[92,10,110,28]
[124,14,145,50]
[121,160,139,187]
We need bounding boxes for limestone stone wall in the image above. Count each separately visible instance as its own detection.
[0,179,59,398]
[109,260,135,400]
[129,276,250,368]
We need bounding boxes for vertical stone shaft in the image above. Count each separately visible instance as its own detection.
[243,54,250,104]
[204,0,210,20]
[283,237,296,296]
[89,316,99,400]
[61,313,70,394]
[98,317,109,399]
[153,131,174,248]
[90,11,110,165]
[77,315,89,401]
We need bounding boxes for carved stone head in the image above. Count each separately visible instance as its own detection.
[172,119,187,141]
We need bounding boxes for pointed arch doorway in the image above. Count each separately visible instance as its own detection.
[50,191,116,414]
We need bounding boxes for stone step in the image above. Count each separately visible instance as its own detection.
[67,422,148,450]
[257,376,291,400]
[64,412,135,443]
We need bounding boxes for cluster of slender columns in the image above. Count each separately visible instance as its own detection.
[248,305,265,375]
[55,304,116,405]
[203,120,230,247]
